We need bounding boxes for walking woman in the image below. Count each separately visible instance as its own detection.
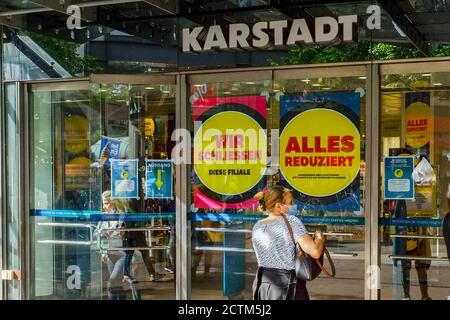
[98,191,140,300]
[252,186,324,300]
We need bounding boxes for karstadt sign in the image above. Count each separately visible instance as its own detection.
[183,15,358,52]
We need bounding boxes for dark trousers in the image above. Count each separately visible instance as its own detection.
[401,260,429,299]
[123,231,156,277]
[253,267,296,300]
[123,249,156,277]
[295,280,310,300]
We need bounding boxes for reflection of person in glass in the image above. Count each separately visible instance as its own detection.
[98,191,140,300]
[191,206,222,278]
[391,199,431,300]
[120,199,161,283]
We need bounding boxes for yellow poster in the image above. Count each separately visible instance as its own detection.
[194,111,267,196]
[64,115,89,154]
[279,109,360,197]
[144,118,155,137]
[405,102,431,148]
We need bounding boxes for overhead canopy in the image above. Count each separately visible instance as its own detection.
[1,1,449,67]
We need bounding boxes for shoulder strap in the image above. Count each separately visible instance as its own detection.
[281,214,296,246]
[314,247,336,277]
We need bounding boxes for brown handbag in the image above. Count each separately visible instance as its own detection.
[282,214,336,281]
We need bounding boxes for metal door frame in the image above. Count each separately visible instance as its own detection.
[0,24,4,299]
[3,65,379,300]
[22,78,90,299]
[184,63,377,300]
[7,56,450,299]
[376,59,450,300]
[19,75,180,299]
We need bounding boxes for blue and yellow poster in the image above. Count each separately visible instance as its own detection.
[99,136,121,167]
[279,92,361,212]
[111,159,139,199]
[145,160,173,199]
[384,156,415,200]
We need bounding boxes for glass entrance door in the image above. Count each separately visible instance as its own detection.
[188,65,370,300]
[28,77,177,300]
[273,67,368,300]
[379,62,450,300]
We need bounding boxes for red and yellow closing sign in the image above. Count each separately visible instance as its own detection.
[405,102,431,148]
[193,96,267,208]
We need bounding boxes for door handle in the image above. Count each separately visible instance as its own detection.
[97,226,172,251]
[37,222,95,245]
[99,227,170,232]
[309,232,356,237]
[195,227,252,233]
[102,246,171,251]
[390,234,444,240]
[389,255,448,261]
[195,246,254,253]
[37,240,95,246]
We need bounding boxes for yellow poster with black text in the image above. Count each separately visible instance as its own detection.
[193,96,267,209]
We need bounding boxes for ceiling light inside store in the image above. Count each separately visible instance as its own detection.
[301,79,311,83]
[358,76,367,79]
[245,82,256,85]
[162,91,170,94]
[100,89,108,92]
[135,96,142,98]
[145,87,155,90]
[312,83,322,87]
[223,91,232,94]
[434,83,443,86]
[322,87,331,90]
[422,74,432,77]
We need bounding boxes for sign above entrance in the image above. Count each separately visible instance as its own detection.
[182,15,358,52]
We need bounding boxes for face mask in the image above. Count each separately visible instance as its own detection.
[286,204,298,216]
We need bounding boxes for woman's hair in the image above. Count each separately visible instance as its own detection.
[102,190,111,201]
[262,185,292,211]
[101,190,127,213]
